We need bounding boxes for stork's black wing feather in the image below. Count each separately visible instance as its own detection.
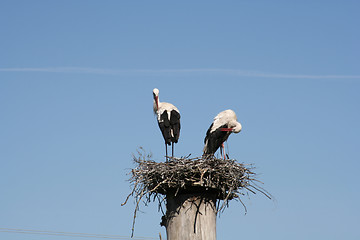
[170,110,181,143]
[204,124,230,154]
[158,111,172,145]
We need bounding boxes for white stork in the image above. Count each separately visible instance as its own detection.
[203,109,242,159]
[153,88,181,160]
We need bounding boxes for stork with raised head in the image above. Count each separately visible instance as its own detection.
[203,109,242,159]
[153,88,181,160]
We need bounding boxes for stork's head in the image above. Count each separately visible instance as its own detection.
[153,88,160,112]
[153,88,159,98]
[233,121,242,133]
[220,121,242,133]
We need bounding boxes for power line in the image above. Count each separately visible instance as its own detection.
[0,228,157,240]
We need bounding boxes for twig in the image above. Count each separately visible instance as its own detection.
[131,188,145,238]
[121,182,138,206]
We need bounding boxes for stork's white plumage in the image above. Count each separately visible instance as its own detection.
[203,109,242,159]
[153,88,181,160]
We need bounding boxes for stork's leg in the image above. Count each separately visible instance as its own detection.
[222,143,226,159]
[165,143,168,162]
[219,145,223,159]
[171,142,174,158]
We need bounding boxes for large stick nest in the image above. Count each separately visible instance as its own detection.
[122,148,271,236]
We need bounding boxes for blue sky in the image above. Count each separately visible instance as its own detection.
[1,1,360,240]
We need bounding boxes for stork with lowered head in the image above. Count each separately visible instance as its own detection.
[203,109,242,159]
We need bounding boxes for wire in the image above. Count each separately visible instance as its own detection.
[0,228,157,240]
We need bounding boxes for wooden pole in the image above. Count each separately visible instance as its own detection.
[164,192,217,240]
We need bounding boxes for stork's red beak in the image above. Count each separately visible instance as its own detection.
[220,128,233,132]
[155,96,159,109]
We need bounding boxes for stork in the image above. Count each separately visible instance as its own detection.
[153,88,181,160]
[203,109,242,159]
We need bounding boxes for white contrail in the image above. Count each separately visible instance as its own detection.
[0,67,359,79]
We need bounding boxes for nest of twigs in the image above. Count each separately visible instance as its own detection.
[122,148,271,236]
